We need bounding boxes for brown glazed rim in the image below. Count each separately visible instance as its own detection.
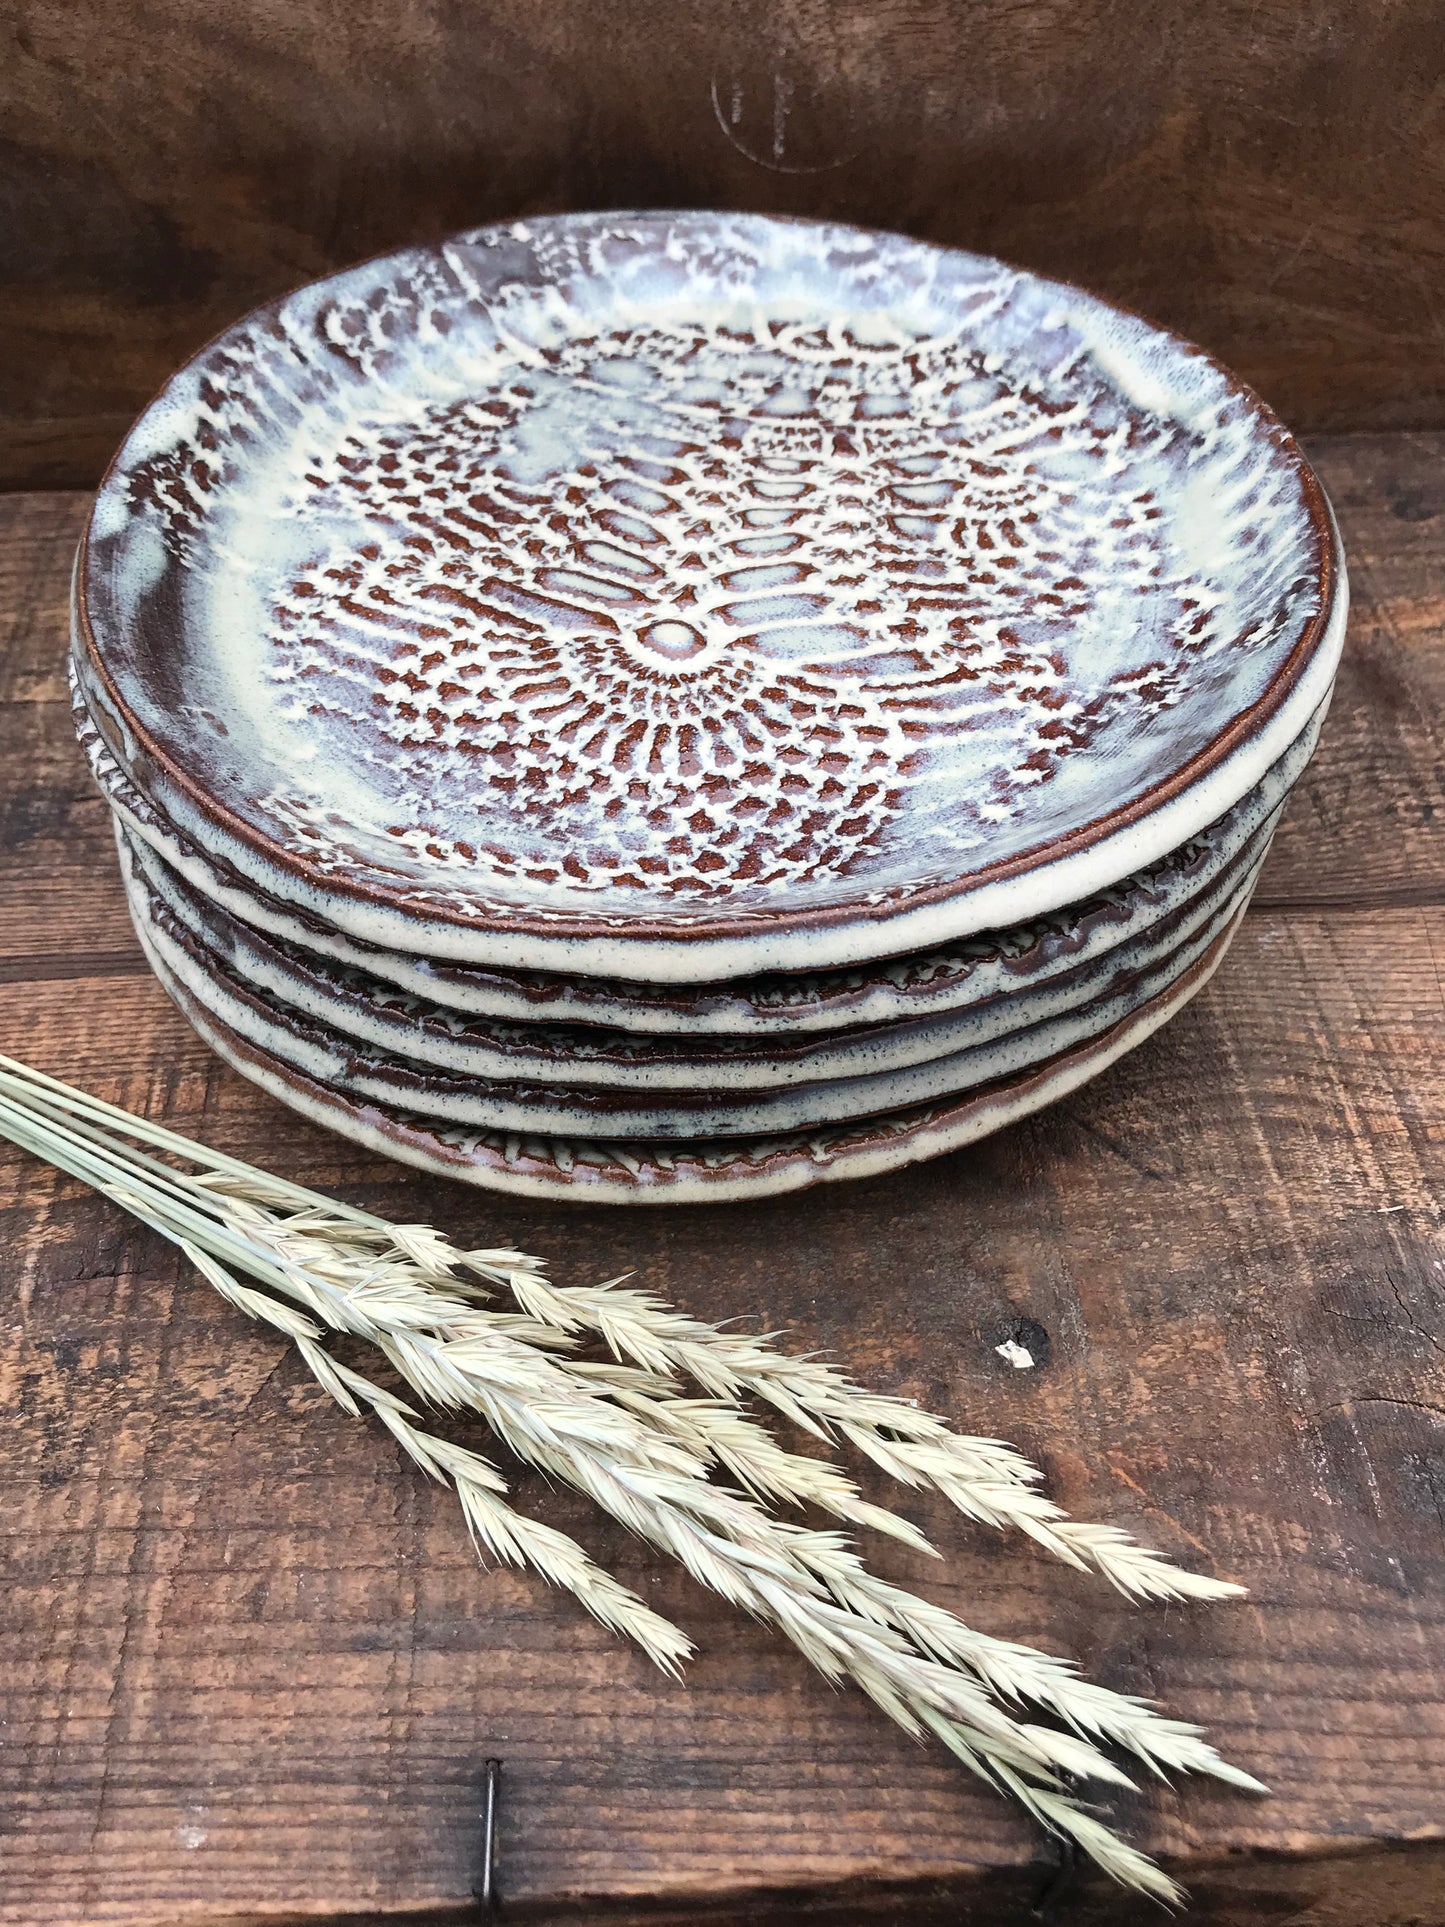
[76,213,1339,949]
[141,896,1243,1203]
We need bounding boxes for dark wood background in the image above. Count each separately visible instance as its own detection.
[2,0,1444,490]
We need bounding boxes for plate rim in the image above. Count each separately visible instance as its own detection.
[139,894,1243,1205]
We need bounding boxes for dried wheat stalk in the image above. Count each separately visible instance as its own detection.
[0,1051,1266,1902]
[183,1237,692,1671]
[501,1270,1243,1602]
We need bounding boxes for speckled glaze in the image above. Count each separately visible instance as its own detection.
[119,805,1274,1092]
[137,910,1242,1205]
[77,212,1345,981]
[126,846,1258,1139]
[79,671,1326,1036]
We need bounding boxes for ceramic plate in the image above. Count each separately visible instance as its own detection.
[137,912,1242,1205]
[119,803,1276,1092]
[77,212,1344,981]
[80,670,1325,1035]
[127,849,1257,1139]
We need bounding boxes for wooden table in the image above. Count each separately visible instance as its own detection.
[2,435,1443,1925]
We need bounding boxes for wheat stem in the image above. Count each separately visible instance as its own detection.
[502,1271,1243,1602]
[175,1236,691,1672]
[0,1054,1262,1897]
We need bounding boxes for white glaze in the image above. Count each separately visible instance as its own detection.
[79,213,1345,980]
[141,907,1244,1205]
[127,851,1259,1138]
[79,664,1325,1032]
[119,803,1278,1091]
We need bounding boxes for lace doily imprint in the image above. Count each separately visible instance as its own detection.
[264,335,1155,901]
[97,215,1322,927]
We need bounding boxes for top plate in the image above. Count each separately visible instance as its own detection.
[77,212,1343,981]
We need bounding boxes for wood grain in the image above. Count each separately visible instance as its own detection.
[0,435,1443,1923]
[2,1,1444,491]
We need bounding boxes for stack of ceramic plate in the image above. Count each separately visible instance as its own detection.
[71,213,1346,1204]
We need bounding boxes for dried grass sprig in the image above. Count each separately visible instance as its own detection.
[502,1271,1243,1602]
[562,1371,938,1555]
[355,1318,1176,1803]
[336,1314,1251,1810]
[0,1052,1260,1901]
[180,1236,694,1672]
[0,1058,1240,1594]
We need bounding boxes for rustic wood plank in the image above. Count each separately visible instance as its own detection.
[1261,432,1445,912]
[0,490,148,969]
[1,2,1443,491]
[0,438,1442,1923]
[2,933,1443,1924]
